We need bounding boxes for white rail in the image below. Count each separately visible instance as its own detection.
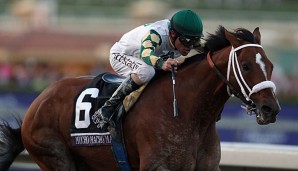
[11,142,298,170]
[220,142,298,169]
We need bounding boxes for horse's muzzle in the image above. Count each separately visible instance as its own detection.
[256,99,281,125]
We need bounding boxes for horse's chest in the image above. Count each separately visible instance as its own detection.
[153,151,197,171]
[147,140,198,170]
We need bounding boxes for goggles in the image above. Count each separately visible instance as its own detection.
[178,35,200,47]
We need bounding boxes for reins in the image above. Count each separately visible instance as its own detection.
[207,44,277,114]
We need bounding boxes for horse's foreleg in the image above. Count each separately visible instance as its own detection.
[196,124,221,171]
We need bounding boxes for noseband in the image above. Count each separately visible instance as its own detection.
[207,44,276,114]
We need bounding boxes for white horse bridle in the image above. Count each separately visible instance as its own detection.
[226,44,276,102]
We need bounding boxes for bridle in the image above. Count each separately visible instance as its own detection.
[207,44,276,114]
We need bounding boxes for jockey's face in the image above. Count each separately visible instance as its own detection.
[175,36,193,56]
[169,30,192,56]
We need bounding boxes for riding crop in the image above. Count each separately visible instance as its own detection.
[170,53,179,117]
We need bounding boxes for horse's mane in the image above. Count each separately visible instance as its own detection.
[182,25,256,65]
[205,25,256,52]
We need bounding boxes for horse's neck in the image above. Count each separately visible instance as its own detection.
[177,50,231,121]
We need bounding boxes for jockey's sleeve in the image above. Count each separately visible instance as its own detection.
[140,29,164,69]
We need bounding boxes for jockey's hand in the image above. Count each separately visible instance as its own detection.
[162,58,180,72]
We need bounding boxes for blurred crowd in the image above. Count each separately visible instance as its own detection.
[272,65,298,102]
[0,61,108,92]
[0,61,62,92]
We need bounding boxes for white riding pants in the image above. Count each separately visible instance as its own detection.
[109,44,155,84]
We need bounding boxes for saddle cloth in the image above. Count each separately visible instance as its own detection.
[70,73,146,146]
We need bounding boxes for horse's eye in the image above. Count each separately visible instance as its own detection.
[242,64,250,71]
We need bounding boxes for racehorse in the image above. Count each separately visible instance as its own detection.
[0,26,280,171]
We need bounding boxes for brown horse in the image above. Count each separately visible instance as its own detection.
[0,26,280,171]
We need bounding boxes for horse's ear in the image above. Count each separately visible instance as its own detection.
[224,28,241,47]
[253,27,261,45]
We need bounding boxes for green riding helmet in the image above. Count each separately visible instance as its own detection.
[170,9,203,38]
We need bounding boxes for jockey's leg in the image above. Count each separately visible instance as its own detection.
[100,53,155,129]
[98,75,140,126]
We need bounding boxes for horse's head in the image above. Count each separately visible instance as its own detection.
[222,27,281,125]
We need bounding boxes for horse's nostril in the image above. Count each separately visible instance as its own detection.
[261,105,272,114]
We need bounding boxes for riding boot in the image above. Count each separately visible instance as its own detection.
[98,76,140,126]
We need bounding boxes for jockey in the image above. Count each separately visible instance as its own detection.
[97,9,204,126]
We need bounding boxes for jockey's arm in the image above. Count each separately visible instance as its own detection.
[140,30,179,71]
[140,30,165,69]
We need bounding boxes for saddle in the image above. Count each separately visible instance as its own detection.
[97,73,126,122]
[71,72,146,146]
[98,73,146,122]
[102,73,125,84]
[100,73,147,142]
